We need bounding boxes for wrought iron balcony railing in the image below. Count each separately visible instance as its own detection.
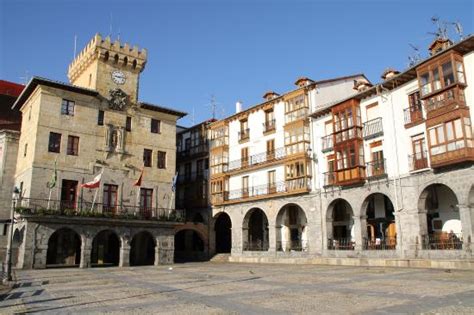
[327,238,355,250]
[177,142,209,159]
[177,171,209,184]
[14,198,185,222]
[321,135,333,152]
[366,159,387,178]
[243,240,269,251]
[403,107,424,126]
[263,119,276,133]
[323,171,336,187]
[238,128,250,141]
[422,233,463,250]
[408,151,429,171]
[363,237,396,250]
[276,240,309,252]
[227,147,286,172]
[363,117,383,140]
[225,178,311,202]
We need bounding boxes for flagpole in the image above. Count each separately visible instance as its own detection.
[91,188,99,212]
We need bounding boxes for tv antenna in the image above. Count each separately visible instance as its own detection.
[452,21,464,40]
[429,16,448,40]
[408,43,421,67]
[20,70,30,85]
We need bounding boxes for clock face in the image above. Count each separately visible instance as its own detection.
[111,70,126,85]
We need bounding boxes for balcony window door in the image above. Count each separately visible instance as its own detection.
[370,149,384,177]
[242,176,249,198]
[268,170,276,194]
[103,184,118,214]
[412,135,428,170]
[140,188,153,218]
[60,180,78,210]
[267,139,275,160]
[265,110,275,132]
[241,147,249,167]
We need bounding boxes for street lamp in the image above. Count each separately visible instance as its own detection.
[4,187,20,283]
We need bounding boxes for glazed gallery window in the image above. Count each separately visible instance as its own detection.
[48,132,61,153]
[336,144,364,170]
[428,117,473,156]
[67,135,80,156]
[418,58,466,97]
[143,149,152,167]
[61,99,75,116]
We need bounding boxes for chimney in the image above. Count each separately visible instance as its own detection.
[262,91,280,101]
[381,68,400,80]
[294,77,315,88]
[428,37,453,56]
[235,101,243,113]
[353,79,372,92]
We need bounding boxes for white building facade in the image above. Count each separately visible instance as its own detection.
[210,35,474,266]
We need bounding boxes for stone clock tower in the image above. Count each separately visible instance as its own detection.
[67,33,147,102]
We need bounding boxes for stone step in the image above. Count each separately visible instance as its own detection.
[210,253,231,262]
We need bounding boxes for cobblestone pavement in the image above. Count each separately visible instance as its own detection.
[0,262,473,314]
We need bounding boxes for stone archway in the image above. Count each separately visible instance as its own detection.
[46,228,81,267]
[361,193,396,250]
[276,204,308,251]
[130,231,156,266]
[174,229,205,262]
[91,230,120,267]
[326,199,354,250]
[214,212,232,253]
[242,208,269,251]
[418,183,462,250]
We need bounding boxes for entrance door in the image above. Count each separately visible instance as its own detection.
[61,180,78,210]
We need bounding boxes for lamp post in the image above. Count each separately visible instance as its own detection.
[4,187,20,283]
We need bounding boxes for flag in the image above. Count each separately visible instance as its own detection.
[46,160,57,189]
[171,172,178,192]
[81,172,102,189]
[133,168,144,187]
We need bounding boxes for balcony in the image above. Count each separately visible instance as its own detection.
[276,240,309,252]
[429,146,474,169]
[403,107,424,128]
[177,171,209,184]
[15,198,185,222]
[363,237,396,250]
[263,119,276,133]
[228,147,286,172]
[323,171,336,187]
[422,233,463,250]
[285,107,309,125]
[366,159,387,179]
[423,86,466,119]
[363,117,383,140]
[321,135,333,152]
[334,126,362,144]
[210,137,228,149]
[238,128,250,142]
[214,178,311,205]
[408,151,429,172]
[327,238,355,250]
[177,142,208,160]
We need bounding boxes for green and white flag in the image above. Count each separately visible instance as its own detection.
[47,160,57,189]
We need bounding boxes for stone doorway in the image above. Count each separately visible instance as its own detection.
[130,231,155,266]
[91,230,120,267]
[214,213,232,253]
[243,208,269,251]
[46,228,81,267]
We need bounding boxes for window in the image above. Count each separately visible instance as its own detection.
[239,119,249,140]
[24,143,27,157]
[264,109,275,132]
[442,61,454,86]
[408,91,421,111]
[335,144,364,170]
[267,139,275,159]
[157,151,166,169]
[140,188,153,211]
[103,184,118,213]
[428,118,471,156]
[67,136,79,156]
[197,159,204,177]
[241,147,249,166]
[61,99,75,116]
[242,176,249,197]
[456,61,465,84]
[418,56,466,97]
[151,119,161,133]
[285,94,308,123]
[48,132,61,153]
[185,138,191,151]
[268,170,276,193]
[98,110,104,126]
[126,116,132,131]
[184,162,191,180]
[143,149,152,167]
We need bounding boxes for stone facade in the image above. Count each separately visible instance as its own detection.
[212,166,474,260]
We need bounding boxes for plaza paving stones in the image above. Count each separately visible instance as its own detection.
[0,262,473,314]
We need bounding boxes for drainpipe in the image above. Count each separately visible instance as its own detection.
[386,88,404,255]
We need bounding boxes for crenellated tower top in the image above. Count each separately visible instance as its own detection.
[67,33,148,102]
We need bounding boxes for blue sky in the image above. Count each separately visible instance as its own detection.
[1,0,472,126]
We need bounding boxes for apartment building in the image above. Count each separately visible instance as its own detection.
[210,35,474,264]
[10,34,186,269]
[209,74,366,254]
[174,119,215,261]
